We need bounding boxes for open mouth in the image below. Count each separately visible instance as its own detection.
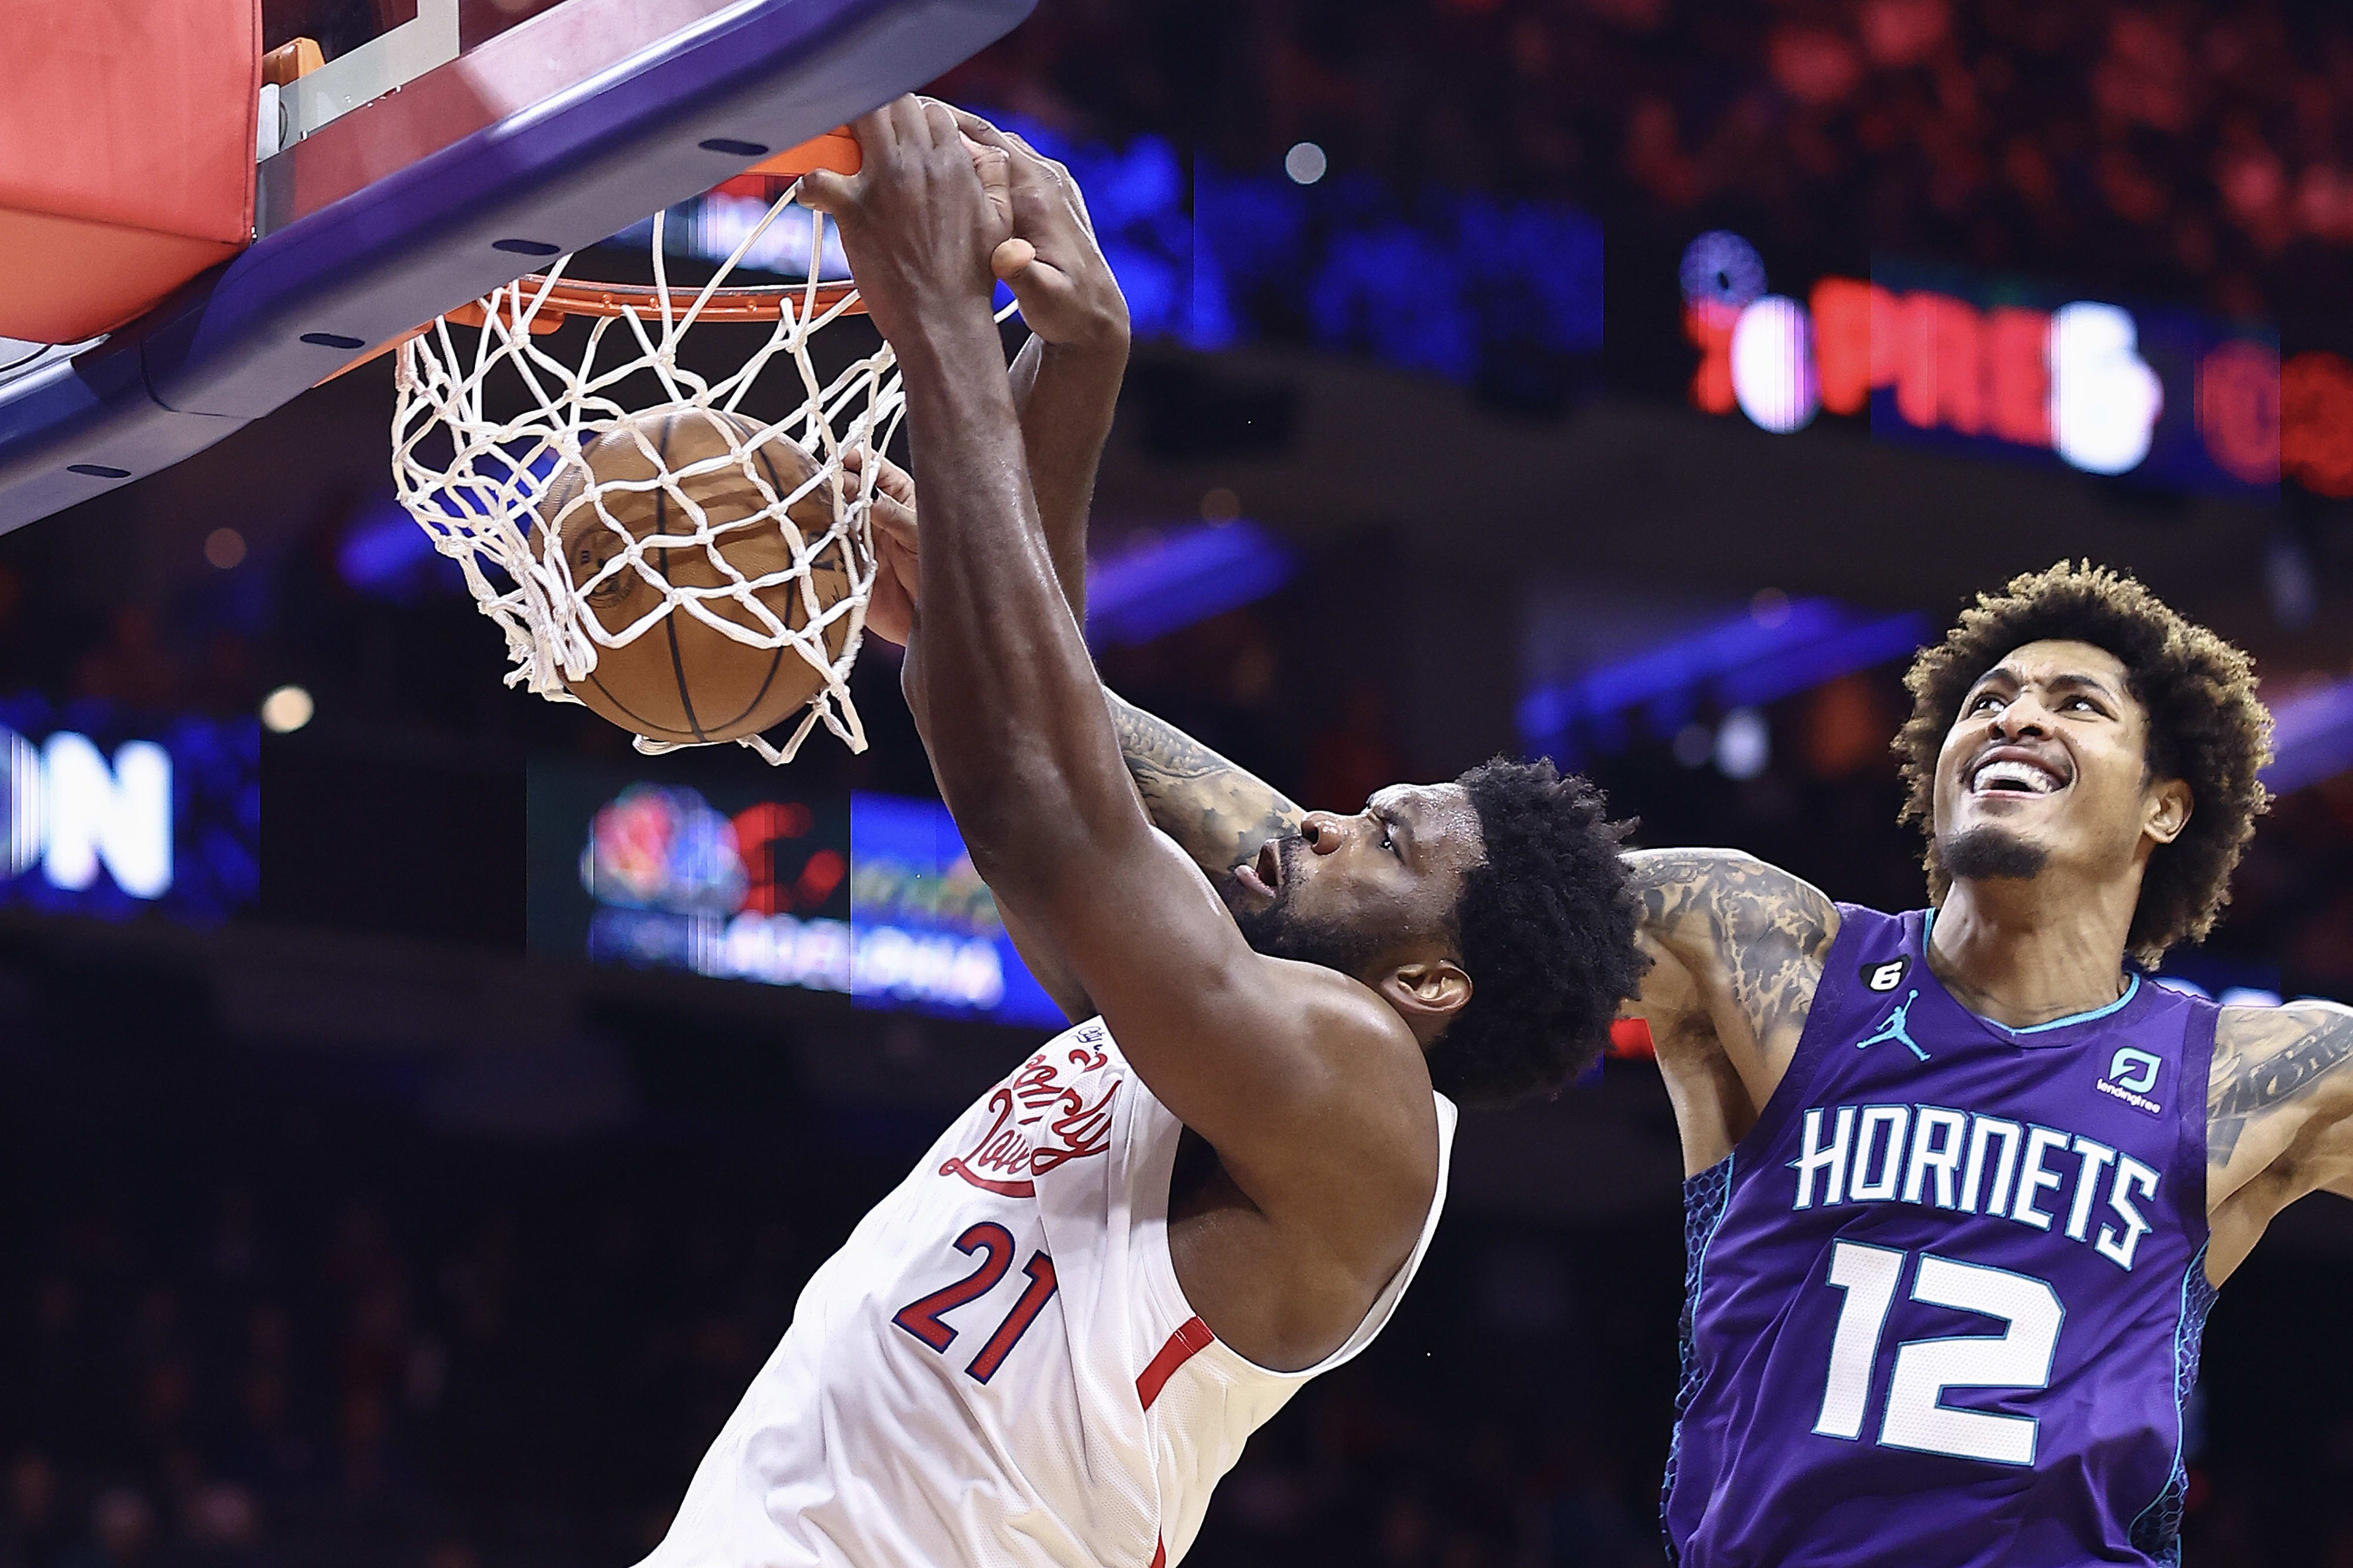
[1232,839,1285,899]
[1968,750,2070,797]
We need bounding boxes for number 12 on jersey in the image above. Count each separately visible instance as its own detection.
[1814,1241,2064,1466]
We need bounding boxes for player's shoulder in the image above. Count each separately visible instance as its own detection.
[2214,996,2353,1053]
[2208,999,2353,1151]
[1201,946,1432,1090]
[1624,846,1841,950]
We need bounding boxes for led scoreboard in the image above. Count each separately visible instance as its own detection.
[529,760,1065,1029]
[1679,232,2353,500]
[0,693,259,923]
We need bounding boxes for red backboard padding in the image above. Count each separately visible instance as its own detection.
[1,0,259,343]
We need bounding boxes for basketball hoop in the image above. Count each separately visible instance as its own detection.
[392,136,991,766]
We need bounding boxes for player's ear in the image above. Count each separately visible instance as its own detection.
[2142,776,2191,845]
[1377,959,1471,1029]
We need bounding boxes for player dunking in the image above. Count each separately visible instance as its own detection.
[633,102,1647,1568]
[1079,559,2352,1566]
[798,101,2353,1568]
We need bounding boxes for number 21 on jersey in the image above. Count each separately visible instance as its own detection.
[894,1222,1061,1384]
[1813,1242,2064,1466]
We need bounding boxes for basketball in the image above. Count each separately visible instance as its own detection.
[539,408,856,746]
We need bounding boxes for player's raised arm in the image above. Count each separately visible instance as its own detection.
[852,119,1305,897]
[1107,693,1308,883]
[2208,1000,2353,1279]
[858,119,1131,1021]
[968,116,1129,623]
[1619,849,1839,1165]
[803,100,1445,1264]
[1623,850,1841,1055]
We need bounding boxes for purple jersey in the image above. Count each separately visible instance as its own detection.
[1662,905,2218,1567]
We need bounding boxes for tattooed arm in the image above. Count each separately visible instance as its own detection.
[1107,693,1305,889]
[1064,742,1832,1171]
[988,695,1301,1020]
[2206,1000,2353,1283]
[1624,849,1841,1172]
[1080,726,1833,1176]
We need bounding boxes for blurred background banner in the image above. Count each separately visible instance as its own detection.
[0,692,259,923]
[845,794,1066,1028]
[529,761,1065,1028]
[528,758,852,989]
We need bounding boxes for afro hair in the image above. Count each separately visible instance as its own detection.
[1424,759,1649,1106]
[1894,561,2272,968]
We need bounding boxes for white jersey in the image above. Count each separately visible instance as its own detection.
[639,1017,1456,1568]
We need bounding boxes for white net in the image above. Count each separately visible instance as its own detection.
[391,191,901,765]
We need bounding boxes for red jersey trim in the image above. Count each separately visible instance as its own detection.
[1135,1315,1214,1411]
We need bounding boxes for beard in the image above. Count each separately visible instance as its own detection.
[1938,824,2050,882]
[1222,835,1385,979]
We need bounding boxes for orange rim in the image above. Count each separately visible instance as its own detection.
[318,128,869,383]
[445,275,865,329]
[326,275,864,385]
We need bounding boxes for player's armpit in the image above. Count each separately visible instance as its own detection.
[1624,848,1839,1079]
[996,821,1440,1272]
[995,899,1094,1022]
[1108,690,1306,883]
[2208,1001,2353,1202]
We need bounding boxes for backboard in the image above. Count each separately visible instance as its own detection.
[0,0,1032,533]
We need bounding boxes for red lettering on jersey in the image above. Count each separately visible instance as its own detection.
[941,1088,1041,1196]
[941,1043,1121,1196]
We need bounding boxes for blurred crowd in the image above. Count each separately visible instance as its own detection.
[944,0,2353,319]
[259,0,2353,321]
[0,910,2348,1568]
[0,956,1687,1568]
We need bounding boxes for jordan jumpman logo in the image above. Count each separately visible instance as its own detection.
[1857,990,1929,1061]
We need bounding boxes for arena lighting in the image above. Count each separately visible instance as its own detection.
[612,195,849,280]
[0,699,261,923]
[535,766,1065,1026]
[338,496,444,596]
[2258,677,2353,796]
[1518,598,1931,764]
[847,792,1064,1025]
[259,685,314,734]
[1700,285,2168,473]
[1682,252,2297,497]
[2047,303,2164,475]
[344,444,555,600]
[1679,231,1767,313]
[0,696,259,918]
[2284,349,2353,496]
[622,112,1605,389]
[1728,295,1819,433]
[1713,708,1771,779]
[1085,519,1294,647]
[0,729,172,898]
